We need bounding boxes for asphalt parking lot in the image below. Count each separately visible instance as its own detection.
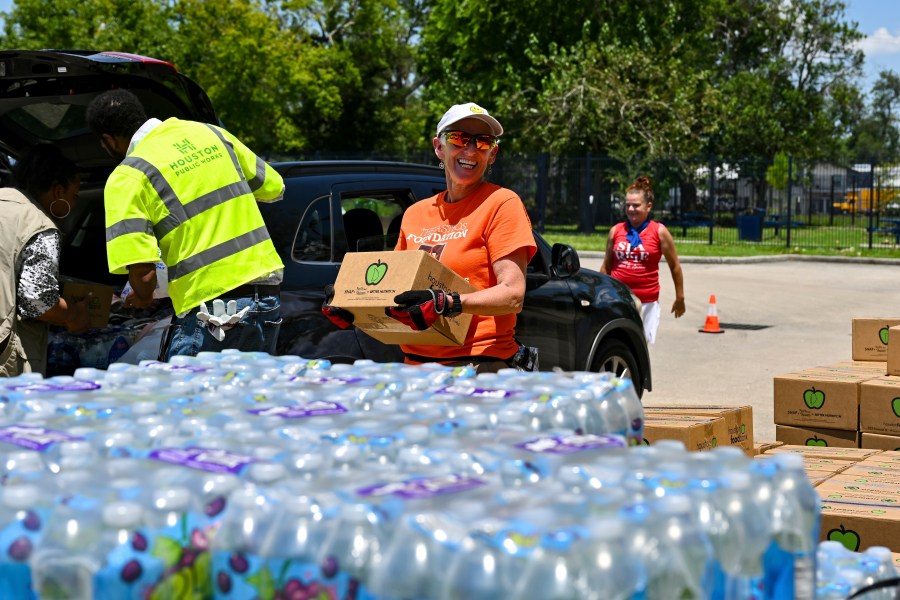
[579,253,900,442]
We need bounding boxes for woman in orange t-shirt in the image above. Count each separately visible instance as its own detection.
[600,176,685,343]
[323,102,536,372]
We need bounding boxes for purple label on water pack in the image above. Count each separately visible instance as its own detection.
[434,385,519,399]
[247,401,348,418]
[515,433,627,454]
[141,361,211,373]
[289,376,365,385]
[3,380,101,392]
[356,474,486,499]
[148,447,257,474]
[0,425,85,452]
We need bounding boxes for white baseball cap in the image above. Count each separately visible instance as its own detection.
[436,102,503,137]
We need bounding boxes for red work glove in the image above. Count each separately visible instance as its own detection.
[322,284,355,330]
[385,289,448,331]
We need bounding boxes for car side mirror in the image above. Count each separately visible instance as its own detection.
[551,243,580,278]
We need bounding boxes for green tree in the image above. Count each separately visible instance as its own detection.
[847,70,900,163]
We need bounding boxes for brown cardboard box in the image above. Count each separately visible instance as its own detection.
[765,445,882,461]
[773,371,872,430]
[642,415,729,452]
[807,471,838,486]
[753,440,784,456]
[820,502,900,552]
[818,480,900,507]
[861,433,900,451]
[829,467,900,487]
[892,553,900,570]
[889,326,900,376]
[330,251,476,346]
[775,424,858,448]
[816,361,891,373]
[802,457,854,474]
[852,318,900,362]
[860,376,900,436]
[61,282,114,330]
[642,405,753,452]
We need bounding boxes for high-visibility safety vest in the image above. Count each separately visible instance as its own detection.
[104,118,285,315]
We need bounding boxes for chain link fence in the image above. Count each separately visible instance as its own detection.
[277,150,900,251]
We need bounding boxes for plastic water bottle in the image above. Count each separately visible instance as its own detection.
[211,485,278,599]
[643,494,715,600]
[708,472,771,600]
[762,453,820,600]
[315,502,385,597]
[32,500,165,600]
[0,484,48,599]
[578,517,647,600]
[510,526,585,600]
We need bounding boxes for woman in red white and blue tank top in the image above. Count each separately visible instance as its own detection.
[600,176,686,343]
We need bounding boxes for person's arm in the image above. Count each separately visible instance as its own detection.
[658,224,685,318]
[37,296,91,333]
[451,247,529,316]
[124,262,157,309]
[599,228,616,275]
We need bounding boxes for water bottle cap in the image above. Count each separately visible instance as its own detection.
[153,487,193,511]
[2,484,40,509]
[249,463,286,483]
[773,453,804,470]
[588,517,624,539]
[722,472,752,490]
[658,494,692,514]
[837,569,865,585]
[401,424,429,443]
[103,501,144,527]
[864,546,892,560]
[820,540,846,552]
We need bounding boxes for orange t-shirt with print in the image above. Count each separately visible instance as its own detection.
[394,182,537,361]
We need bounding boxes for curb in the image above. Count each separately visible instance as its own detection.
[577,251,900,266]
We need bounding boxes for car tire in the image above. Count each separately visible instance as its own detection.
[591,338,643,397]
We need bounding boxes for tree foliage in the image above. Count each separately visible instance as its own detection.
[0,0,885,168]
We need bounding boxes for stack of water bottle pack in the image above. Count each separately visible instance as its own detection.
[0,349,896,599]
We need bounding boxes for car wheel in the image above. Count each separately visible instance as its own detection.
[591,339,643,397]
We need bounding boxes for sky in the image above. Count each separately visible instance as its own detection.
[0,0,895,91]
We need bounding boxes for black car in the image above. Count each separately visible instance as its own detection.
[0,50,652,394]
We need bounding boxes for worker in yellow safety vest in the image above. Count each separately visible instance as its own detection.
[86,89,286,359]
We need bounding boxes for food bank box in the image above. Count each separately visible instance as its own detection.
[61,281,114,330]
[773,371,874,430]
[889,326,900,376]
[861,433,900,451]
[331,251,476,346]
[753,440,784,456]
[775,424,858,448]
[852,318,900,362]
[860,376,900,436]
[765,445,881,462]
[819,502,900,552]
[642,405,753,452]
[817,479,900,507]
[642,415,728,452]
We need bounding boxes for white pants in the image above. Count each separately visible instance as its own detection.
[641,301,661,344]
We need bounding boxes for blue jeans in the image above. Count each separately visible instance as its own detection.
[166,294,282,359]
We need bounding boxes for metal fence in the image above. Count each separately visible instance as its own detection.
[278,150,900,251]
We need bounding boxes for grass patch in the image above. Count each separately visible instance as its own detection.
[538,224,900,258]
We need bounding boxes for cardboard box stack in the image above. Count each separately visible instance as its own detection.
[642,405,753,453]
[756,446,900,551]
[773,318,900,452]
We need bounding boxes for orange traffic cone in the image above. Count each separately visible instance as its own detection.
[699,294,724,334]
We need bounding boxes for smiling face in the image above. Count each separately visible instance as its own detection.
[434,117,498,197]
[624,189,651,228]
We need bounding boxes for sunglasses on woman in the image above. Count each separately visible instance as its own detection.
[441,130,498,150]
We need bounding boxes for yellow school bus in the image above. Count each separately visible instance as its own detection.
[833,188,898,214]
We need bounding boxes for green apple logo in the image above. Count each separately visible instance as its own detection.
[879,327,890,345]
[827,494,843,499]
[711,437,718,448]
[806,437,828,447]
[892,397,900,419]
[803,387,825,409]
[827,525,860,551]
[740,424,746,434]
[365,260,388,285]
[642,438,651,446]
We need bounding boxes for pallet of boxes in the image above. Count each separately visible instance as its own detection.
[640,404,755,455]
[770,317,900,553]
